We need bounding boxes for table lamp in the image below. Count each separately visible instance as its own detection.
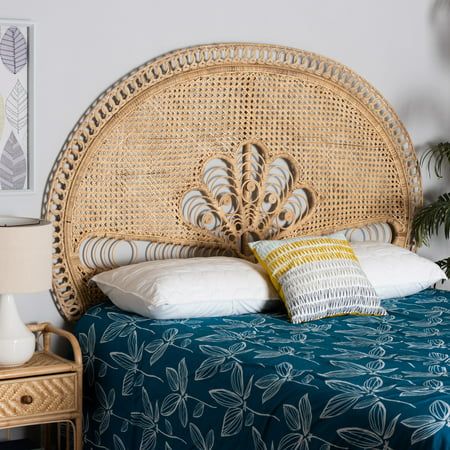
[0,216,53,366]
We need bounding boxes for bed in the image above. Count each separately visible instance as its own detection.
[42,43,448,449]
[75,289,450,449]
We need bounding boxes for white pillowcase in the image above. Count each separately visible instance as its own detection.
[352,242,447,299]
[91,256,281,319]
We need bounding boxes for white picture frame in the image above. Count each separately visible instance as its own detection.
[0,19,34,194]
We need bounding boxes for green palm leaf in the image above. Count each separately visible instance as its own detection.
[412,193,450,246]
[420,142,450,178]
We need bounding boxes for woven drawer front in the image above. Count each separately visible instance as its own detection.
[0,374,76,419]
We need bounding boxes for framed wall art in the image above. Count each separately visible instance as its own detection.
[0,19,34,193]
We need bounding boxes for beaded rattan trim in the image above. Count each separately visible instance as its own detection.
[43,43,422,321]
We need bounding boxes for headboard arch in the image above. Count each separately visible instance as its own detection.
[44,43,422,321]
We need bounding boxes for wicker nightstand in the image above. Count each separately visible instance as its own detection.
[0,323,82,450]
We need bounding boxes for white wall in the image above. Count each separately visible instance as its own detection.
[0,0,449,331]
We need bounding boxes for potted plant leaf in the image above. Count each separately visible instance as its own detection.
[413,142,450,278]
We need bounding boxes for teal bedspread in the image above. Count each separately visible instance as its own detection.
[76,289,450,450]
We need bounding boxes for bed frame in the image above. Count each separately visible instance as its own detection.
[43,43,422,321]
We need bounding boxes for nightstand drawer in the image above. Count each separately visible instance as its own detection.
[0,373,77,420]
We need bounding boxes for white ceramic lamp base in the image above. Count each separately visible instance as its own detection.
[0,293,35,366]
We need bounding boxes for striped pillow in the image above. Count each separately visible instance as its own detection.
[249,233,385,323]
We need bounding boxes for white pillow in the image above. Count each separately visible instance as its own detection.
[352,242,447,299]
[91,256,281,319]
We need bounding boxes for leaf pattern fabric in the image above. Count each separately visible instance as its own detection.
[76,289,450,449]
[0,131,26,190]
[0,26,27,74]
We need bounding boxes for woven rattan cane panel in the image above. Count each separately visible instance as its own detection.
[0,352,74,381]
[44,44,422,321]
[0,374,76,420]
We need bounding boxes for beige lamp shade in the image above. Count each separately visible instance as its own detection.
[0,217,53,294]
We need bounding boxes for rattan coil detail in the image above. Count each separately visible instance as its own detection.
[43,43,422,321]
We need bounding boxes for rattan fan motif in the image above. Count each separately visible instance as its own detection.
[43,43,422,321]
[181,142,316,257]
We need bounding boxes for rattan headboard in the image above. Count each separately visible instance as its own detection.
[43,43,422,321]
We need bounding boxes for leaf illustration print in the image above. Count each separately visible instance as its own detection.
[197,328,268,348]
[0,26,27,74]
[338,333,395,349]
[113,435,126,450]
[255,362,317,404]
[404,338,446,350]
[209,364,279,437]
[254,346,319,366]
[0,132,26,190]
[79,324,117,386]
[216,317,275,335]
[92,383,116,435]
[130,388,187,450]
[397,379,450,397]
[337,403,400,450]
[195,342,251,381]
[92,382,135,437]
[144,328,193,366]
[101,311,154,343]
[160,358,215,427]
[252,427,276,450]
[267,332,321,349]
[189,423,215,450]
[320,377,414,419]
[110,331,163,395]
[279,394,345,450]
[5,80,27,134]
[0,95,4,140]
[321,346,392,362]
[401,399,450,445]
[319,359,399,381]
[399,351,450,378]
